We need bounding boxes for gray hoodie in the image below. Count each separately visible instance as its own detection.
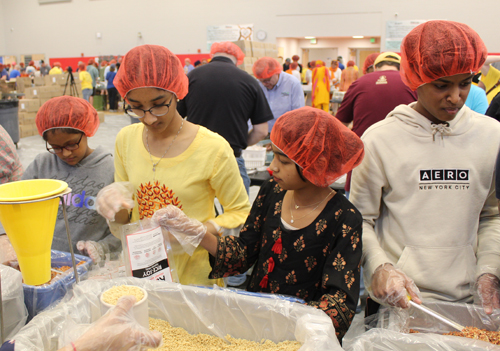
[351,103,500,303]
[21,146,121,253]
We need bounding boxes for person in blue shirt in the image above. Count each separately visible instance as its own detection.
[106,64,118,111]
[0,64,9,81]
[253,57,305,133]
[9,65,20,79]
[465,84,489,114]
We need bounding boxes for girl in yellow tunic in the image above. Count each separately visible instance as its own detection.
[312,60,331,112]
[95,45,250,286]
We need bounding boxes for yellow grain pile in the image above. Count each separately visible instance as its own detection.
[149,318,301,350]
[101,285,145,305]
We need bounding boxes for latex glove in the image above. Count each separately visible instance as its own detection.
[77,240,106,263]
[96,182,135,221]
[371,263,422,308]
[476,273,500,315]
[152,205,207,256]
[64,295,162,351]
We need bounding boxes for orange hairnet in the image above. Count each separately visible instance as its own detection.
[270,106,364,187]
[114,45,189,100]
[253,57,282,79]
[54,62,61,68]
[210,42,245,65]
[400,20,487,91]
[363,52,380,74]
[78,62,86,70]
[347,60,355,67]
[292,55,300,62]
[36,96,99,137]
[310,61,316,68]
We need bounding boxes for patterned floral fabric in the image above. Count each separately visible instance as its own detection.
[209,179,362,341]
[0,125,22,184]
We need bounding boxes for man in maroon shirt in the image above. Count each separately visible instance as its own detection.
[336,52,417,137]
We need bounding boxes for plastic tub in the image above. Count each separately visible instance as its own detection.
[23,250,92,321]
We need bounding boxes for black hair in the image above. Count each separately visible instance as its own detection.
[194,60,201,67]
[42,128,82,141]
[374,59,400,71]
[295,163,307,182]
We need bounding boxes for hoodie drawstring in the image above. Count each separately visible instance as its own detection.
[431,123,451,141]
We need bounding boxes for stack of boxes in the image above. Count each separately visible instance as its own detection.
[17,73,83,138]
[232,40,279,76]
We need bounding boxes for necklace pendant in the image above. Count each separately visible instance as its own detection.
[290,219,294,223]
[152,166,156,172]
[294,205,299,209]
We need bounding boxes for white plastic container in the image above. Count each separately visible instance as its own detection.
[242,146,266,169]
[100,285,149,329]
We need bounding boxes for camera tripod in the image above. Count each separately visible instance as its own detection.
[63,67,79,97]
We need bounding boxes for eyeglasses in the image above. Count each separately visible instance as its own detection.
[46,133,84,154]
[124,95,174,118]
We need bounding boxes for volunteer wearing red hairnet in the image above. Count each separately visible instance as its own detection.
[362,52,380,75]
[49,62,63,75]
[95,44,250,286]
[351,20,500,314]
[339,60,358,92]
[253,57,304,133]
[153,106,364,341]
[21,96,119,261]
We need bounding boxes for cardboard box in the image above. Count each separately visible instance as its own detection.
[39,98,51,106]
[97,111,105,123]
[45,74,65,86]
[19,123,37,138]
[18,99,40,112]
[18,112,37,125]
[16,77,32,93]
[237,57,254,70]
[33,77,45,86]
[232,40,253,57]
[24,87,41,99]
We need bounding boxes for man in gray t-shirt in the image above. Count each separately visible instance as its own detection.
[87,59,100,104]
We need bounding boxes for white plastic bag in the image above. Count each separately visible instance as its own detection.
[343,300,500,351]
[0,264,28,339]
[11,278,342,351]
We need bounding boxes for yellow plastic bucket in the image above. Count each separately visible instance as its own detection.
[0,179,68,286]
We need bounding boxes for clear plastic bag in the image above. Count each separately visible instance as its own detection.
[11,278,342,351]
[120,219,179,283]
[0,264,28,340]
[343,300,500,351]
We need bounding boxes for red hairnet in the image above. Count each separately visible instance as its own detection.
[88,59,95,65]
[271,107,364,187]
[290,62,298,70]
[19,62,25,67]
[310,61,317,68]
[292,55,300,62]
[29,61,34,66]
[253,57,282,79]
[347,60,355,67]
[114,45,189,100]
[110,59,117,64]
[78,63,85,70]
[400,20,487,91]
[210,42,245,65]
[36,96,99,137]
[101,60,108,66]
[363,52,380,74]
[54,62,61,68]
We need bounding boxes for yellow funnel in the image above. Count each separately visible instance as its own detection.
[0,179,68,286]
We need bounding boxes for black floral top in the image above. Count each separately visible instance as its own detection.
[209,179,362,341]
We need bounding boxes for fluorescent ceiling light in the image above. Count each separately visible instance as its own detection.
[304,36,315,39]
[352,36,364,39]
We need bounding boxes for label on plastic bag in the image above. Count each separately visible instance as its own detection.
[125,226,172,282]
